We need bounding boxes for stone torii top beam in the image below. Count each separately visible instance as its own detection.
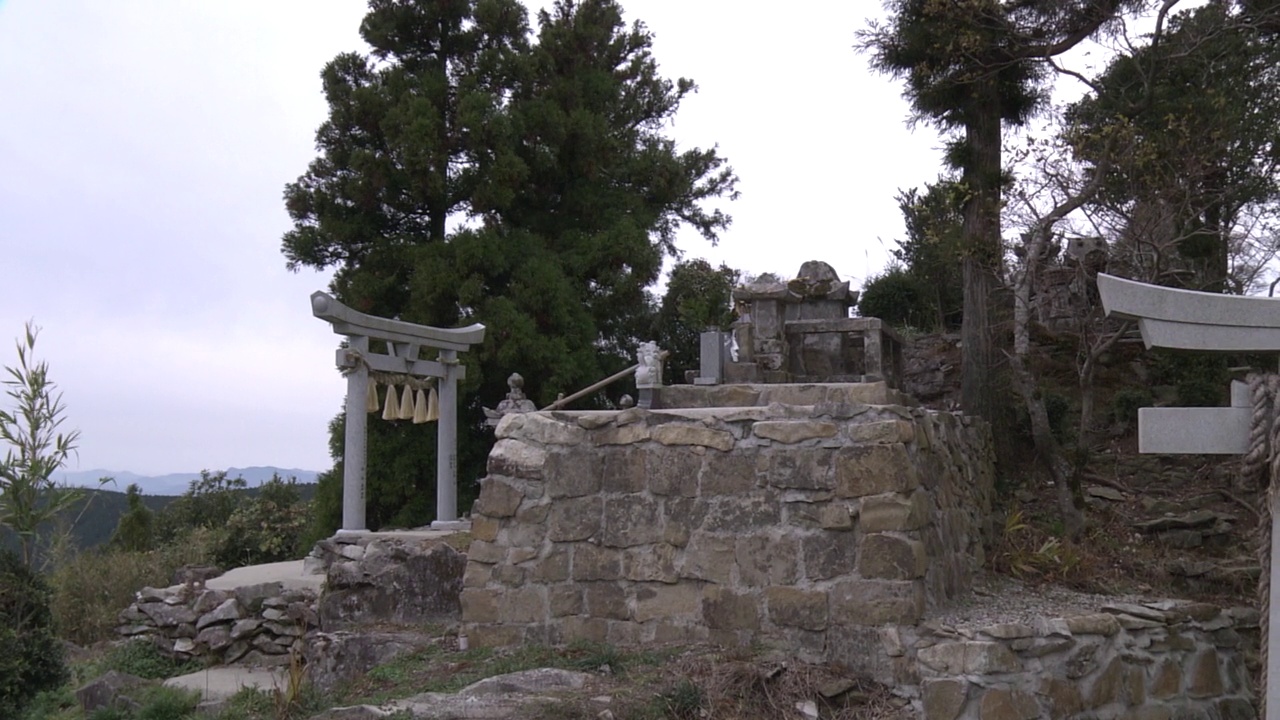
[311,292,485,533]
[1097,273,1279,717]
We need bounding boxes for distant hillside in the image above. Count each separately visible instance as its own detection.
[2,481,318,556]
[54,466,320,496]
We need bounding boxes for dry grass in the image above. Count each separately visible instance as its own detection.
[48,527,221,645]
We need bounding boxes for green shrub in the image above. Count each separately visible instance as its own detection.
[0,548,68,719]
[215,476,310,567]
[133,685,199,720]
[858,267,939,331]
[1110,387,1153,426]
[95,640,200,681]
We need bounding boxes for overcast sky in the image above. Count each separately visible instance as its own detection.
[0,1,948,477]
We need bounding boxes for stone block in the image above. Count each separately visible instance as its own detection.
[766,448,835,490]
[634,583,703,622]
[529,548,570,583]
[829,579,924,626]
[571,543,621,581]
[460,589,497,623]
[700,449,761,495]
[469,624,523,648]
[858,533,926,580]
[462,562,493,589]
[475,478,524,518]
[978,687,1038,720]
[545,451,601,499]
[496,412,585,445]
[860,491,929,532]
[497,586,546,624]
[764,587,827,631]
[651,423,734,452]
[470,515,499,542]
[600,447,646,492]
[801,531,858,580]
[736,534,800,586]
[818,503,855,530]
[646,447,702,497]
[826,625,890,684]
[681,533,736,584]
[548,585,583,617]
[662,497,702,546]
[701,587,759,630]
[1087,657,1125,708]
[702,495,782,533]
[922,678,967,720]
[752,420,838,444]
[1038,677,1082,719]
[584,583,629,621]
[848,420,915,444]
[601,496,663,547]
[592,423,651,446]
[1187,648,1223,698]
[465,540,504,565]
[917,641,1020,675]
[547,496,602,542]
[834,443,919,497]
[561,616,609,643]
[624,544,678,583]
[1066,613,1121,637]
[486,439,547,480]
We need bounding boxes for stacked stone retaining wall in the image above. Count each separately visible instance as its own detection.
[903,601,1258,720]
[116,581,318,666]
[460,385,995,676]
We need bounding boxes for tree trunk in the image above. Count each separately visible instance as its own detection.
[960,81,1009,448]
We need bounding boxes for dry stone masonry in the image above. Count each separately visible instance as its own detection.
[116,580,318,666]
[907,601,1257,720]
[460,382,995,679]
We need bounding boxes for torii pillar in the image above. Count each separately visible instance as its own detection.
[1099,273,1279,717]
[311,292,485,533]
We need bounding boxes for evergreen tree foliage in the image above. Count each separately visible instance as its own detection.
[885,181,965,330]
[110,483,153,553]
[285,0,737,532]
[653,259,739,382]
[0,548,67,719]
[1066,1,1280,292]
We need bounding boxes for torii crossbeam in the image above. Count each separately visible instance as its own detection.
[1099,272,1278,717]
[312,292,485,532]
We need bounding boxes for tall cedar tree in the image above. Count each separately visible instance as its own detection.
[860,0,1139,455]
[284,0,737,531]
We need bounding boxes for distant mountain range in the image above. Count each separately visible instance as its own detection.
[53,466,321,497]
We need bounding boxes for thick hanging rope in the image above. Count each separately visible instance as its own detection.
[1246,372,1280,717]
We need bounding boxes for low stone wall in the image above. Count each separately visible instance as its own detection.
[904,601,1258,720]
[461,385,994,676]
[116,581,318,666]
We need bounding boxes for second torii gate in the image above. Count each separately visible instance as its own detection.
[1099,272,1278,717]
[312,292,485,533]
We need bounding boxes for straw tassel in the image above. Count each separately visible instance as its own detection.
[382,384,398,420]
[412,388,429,424]
[426,386,439,422]
[366,379,380,413]
[397,385,415,420]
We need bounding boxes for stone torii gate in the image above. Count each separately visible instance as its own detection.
[1098,272,1279,717]
[311,292,485,533]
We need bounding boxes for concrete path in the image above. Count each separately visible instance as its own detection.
[205,559,324,593]
[164,665,287,702]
